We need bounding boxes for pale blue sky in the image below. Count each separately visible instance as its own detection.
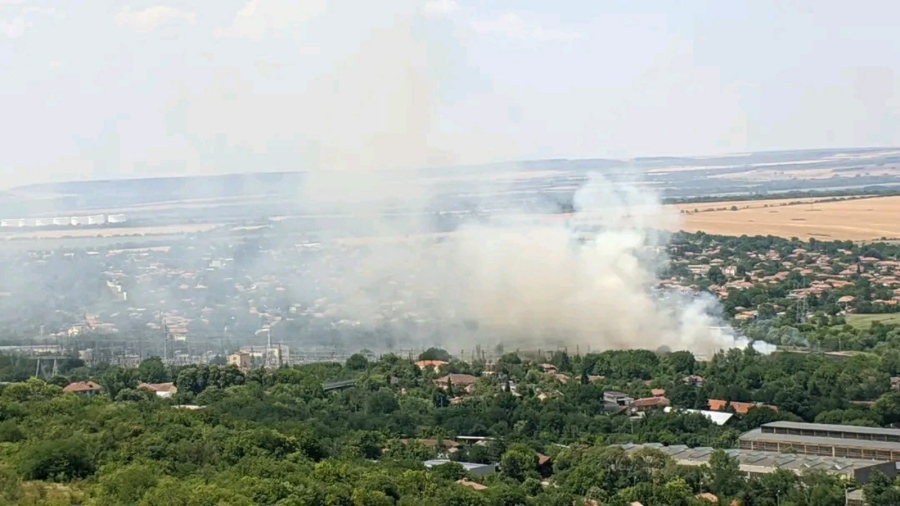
[1,0,899,186]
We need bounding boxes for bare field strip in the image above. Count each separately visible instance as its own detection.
[0,223,221,240]
[668,195,900,241]
[671,196,864,213]
[846,313,900,328]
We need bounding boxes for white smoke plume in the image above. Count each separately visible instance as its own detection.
[318,172,752,357]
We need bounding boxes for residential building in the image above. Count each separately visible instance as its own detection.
[739,421,900,461]
[604,391,634,406]
[399,439,460,452]
[615,443,896,485]
[537,453,553,477]
[63,381,103,396]
[434,374,477,390]
[663,407,735,426]
[683,375,705,386]
[847,488,866,506]
[709,399,778,415]
[228,352,251,371]
[414,360,448,371]
[138,382,178,398]
[630,396,670,412]
[456,479,487,491]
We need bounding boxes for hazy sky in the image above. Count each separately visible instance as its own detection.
[1,0,899,186]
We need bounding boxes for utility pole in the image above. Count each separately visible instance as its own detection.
[265,329,271,368]
[159,313,167,365]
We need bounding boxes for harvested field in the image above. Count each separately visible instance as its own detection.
[669,195,900,241]
[671,196,865,214]
[846,313,900,328]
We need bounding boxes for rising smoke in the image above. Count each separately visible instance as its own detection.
[317,172,756,357]
[284,3,760,357]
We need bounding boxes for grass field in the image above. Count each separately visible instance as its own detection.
[845,313,900,328]
[669,195,900,241]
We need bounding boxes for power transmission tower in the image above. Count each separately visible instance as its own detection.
[796,278,809,325]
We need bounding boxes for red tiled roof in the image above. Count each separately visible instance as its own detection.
[415,360,449,368]
[63,381,102,393]
[435,374,477,385]
[708,399,728,411]
[399,438,460,448]
[632,397,669,408]
[457,479,487,491]
[708,399,778,415]
[138,382,174,392]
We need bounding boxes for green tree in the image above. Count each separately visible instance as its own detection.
[137,357,170,383]
[419,348,452,362]
[92,462,161,506]
[101,366,139,400]
[704,449,743,500]
[1,378,62,402]
[346,353,369,371]
[500,444,539,482]
[18,437,96,482]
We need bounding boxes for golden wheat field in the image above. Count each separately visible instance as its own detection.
[668,195,900,241]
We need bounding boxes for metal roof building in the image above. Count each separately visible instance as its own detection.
[615,443,897,485]
[663,407,735,426]
[759,421,900,442]
[424,459,497,477]
[739,421,900,461]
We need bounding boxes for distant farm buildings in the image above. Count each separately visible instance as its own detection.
[0,214,127,228]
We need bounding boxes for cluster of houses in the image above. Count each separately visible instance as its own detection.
[667,245,900,321]
[61,381,177,398]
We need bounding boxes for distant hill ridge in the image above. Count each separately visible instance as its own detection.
[14,146,900,197]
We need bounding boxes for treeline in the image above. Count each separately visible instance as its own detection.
[664,185,900,206]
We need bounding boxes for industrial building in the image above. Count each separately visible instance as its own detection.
[739,421,900,461]
[615,443,897,485]
[0,214,127,228]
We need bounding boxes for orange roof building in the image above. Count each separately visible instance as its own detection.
[63,381,103,395]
